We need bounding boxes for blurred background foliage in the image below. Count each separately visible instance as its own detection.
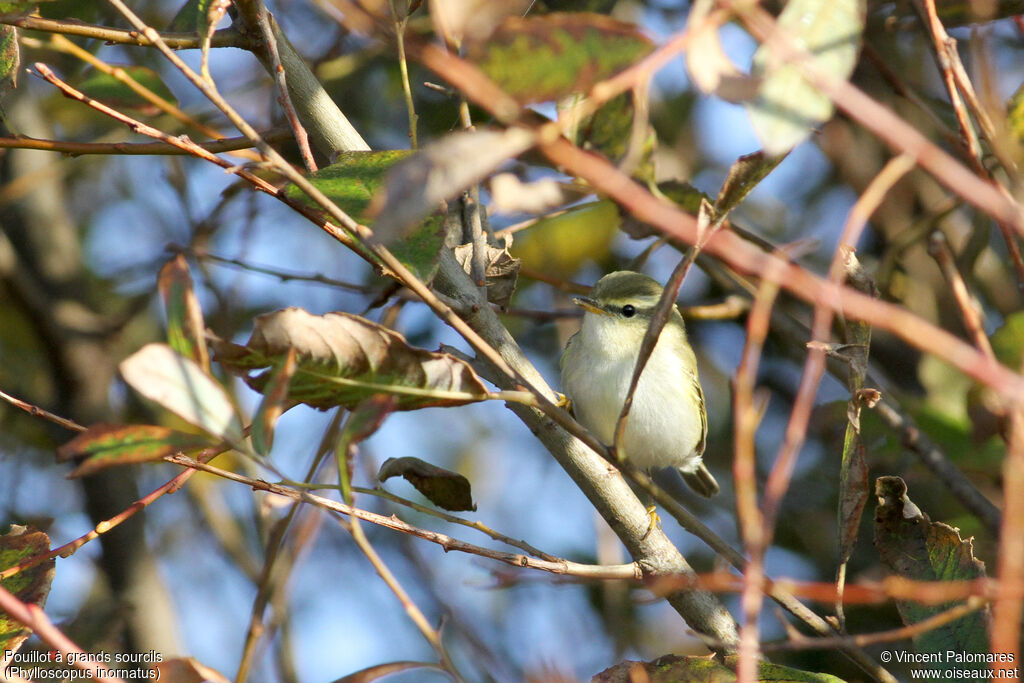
[0,0,1022,681]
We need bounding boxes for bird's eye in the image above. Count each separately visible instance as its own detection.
[621,304,636,318]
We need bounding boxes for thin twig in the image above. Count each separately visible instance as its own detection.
[0,131,287,156]
[250,1,317,171]
[168,244,375,291]
[916,0,1024,285]
[0,587,126,683]
[733,260,786,683]
[390,0,418,149]
[918,0,982,168]
[335,414,464,682]
[763,598,989,653]
[612,206,717,453]
[992,397,1024,673]
[351,486,563,562]
[416,42,1024,403]
[37,33,263,160]
[235,413,341,683]
[726,1,1024,236]
[761,155,916,531]
[30,60,362,259]
[928,230,996,360]
[165,453,641,580]
[0,387,84,433]
[0,13,246,48]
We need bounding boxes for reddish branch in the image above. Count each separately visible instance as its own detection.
[412,44,1024,402]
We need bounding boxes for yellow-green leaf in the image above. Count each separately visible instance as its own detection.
[284,150,444,281]
[58,423,215,477]
[511,199,620,277]
[158,254,210,372]
[0,25,18,100]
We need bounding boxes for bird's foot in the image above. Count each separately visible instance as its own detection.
[642,505,662,539]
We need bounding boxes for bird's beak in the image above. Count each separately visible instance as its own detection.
[572,296,607,316]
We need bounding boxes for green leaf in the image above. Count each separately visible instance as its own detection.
[574,91,655,181]
[0,1,42,12]
[466,13,653,104]
[167,0,201,32]
[874,476,990,670]
[77,65,177,111]
[0,25,18,100]
[210,307,491,411]
[594,655,847,682]
[251,348,297,457]
[119,343,244,443]
[835,252,876,566]
[1010,81,1024,144]
[386,216,445,283]
[991,310,1024,368]
[284,150,444,281]
[159,254,210,372]
[746,0,865,155]
[0,525,55,653]
[714,151,786,220]
[378,456,475,511]
[57,423,215,477]
[620,181,708,240]
[285,150,413,218]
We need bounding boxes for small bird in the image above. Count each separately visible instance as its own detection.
[560,271,719,498]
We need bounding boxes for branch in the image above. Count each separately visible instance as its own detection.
[164,453,640,581]
[0,586,126,683]
[0,131,289,155]
[0,13,247,49]
[230,0,369,157]
[412,43,1024,403]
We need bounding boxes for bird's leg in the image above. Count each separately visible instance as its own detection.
[554,392,573,412]
[642,503,662,539]
[640,478,661,539]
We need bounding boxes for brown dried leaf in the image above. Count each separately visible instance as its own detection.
[369,129,536,245]
[210,308,490,411]
[378,456,475,511]
[684,4,758,103]
[452,242,521,309]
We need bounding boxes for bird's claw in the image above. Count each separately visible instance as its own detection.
[642,505,662,539]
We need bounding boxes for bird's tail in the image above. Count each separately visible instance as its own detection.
[680,463,719,498]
